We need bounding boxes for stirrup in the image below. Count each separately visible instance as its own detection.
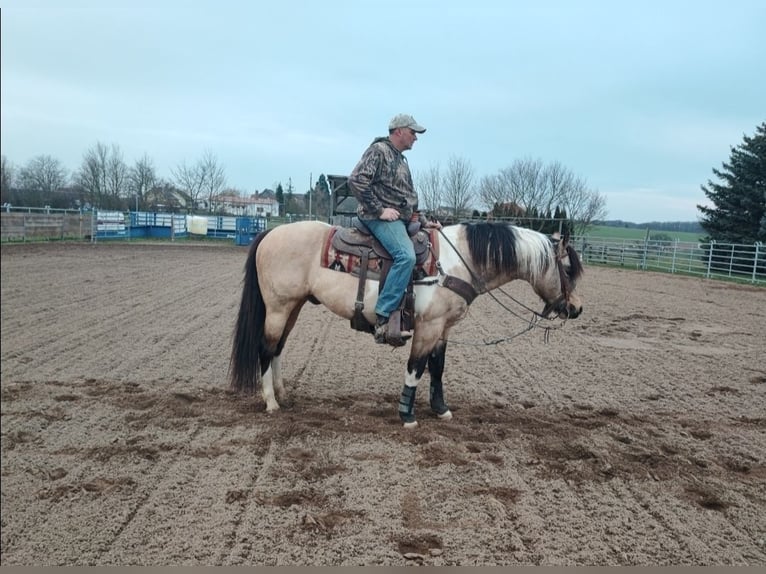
[374,322,412,347]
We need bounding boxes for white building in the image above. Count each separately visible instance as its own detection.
[211,193,280,217]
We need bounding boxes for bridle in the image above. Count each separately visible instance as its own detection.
[541,242,573,319]
[420,228,574,346]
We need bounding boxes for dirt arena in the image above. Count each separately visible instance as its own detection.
[1,240,764,566]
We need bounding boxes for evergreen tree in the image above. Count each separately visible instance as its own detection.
[698,122,766,243]
[275,183,284,216]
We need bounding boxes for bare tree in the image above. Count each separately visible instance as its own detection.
[74,142,127,208]
[477,172,506,213]
[128,154,157,209]
[199,149,227,212]
[75,142,109,207]
[172,160,206,212]
[443,155,475,218]
[485,158,607,231]
[499,158,546,214]
[105,145,128,198]
[18,155,69,205]
[173,150,226,213]
[415,163,442,214]
[562,186,608,235]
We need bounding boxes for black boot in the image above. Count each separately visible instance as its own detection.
[374,314,389,344]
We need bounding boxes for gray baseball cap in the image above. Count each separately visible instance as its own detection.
[388,113,426,133]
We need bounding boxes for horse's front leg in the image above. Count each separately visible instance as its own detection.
[427,341,452,421]
[399,354,430,428]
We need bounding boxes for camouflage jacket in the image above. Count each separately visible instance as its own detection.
[348,137,419,221]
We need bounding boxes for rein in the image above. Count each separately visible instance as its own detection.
[424,227,571,346]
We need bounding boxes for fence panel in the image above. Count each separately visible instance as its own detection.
[575,236,764,284]
[2,208,763,284]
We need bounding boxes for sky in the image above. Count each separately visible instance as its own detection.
[2,0,764,222]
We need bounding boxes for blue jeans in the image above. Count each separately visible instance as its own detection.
[363,218,416,319]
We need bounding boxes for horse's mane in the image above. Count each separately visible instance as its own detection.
[564,243,584,282]
[462,222,582,285]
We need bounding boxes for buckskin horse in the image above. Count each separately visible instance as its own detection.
[230,219,583,428]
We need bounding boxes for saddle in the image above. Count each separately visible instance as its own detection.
[321,218,439,339]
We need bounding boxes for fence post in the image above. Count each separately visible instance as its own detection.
[641,228,650,270]
[706,240,715,278]
[754,242,762,283]
[671,239,678,274]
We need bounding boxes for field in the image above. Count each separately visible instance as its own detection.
[1,241,765,566]
[586,225,704,242]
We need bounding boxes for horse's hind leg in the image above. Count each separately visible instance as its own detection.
[262,302,305,411]
[271,355,284,402]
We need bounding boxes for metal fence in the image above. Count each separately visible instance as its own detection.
[0,209,266,244]
[2,207,764,284]
[574,236,765,284]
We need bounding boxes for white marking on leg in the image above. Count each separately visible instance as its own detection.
[272,355,285,401]
[261,364,280,412]
[401,369,422,428]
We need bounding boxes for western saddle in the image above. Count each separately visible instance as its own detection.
[322,218,438,341]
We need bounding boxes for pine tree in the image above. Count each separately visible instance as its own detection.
[698,122,766,243]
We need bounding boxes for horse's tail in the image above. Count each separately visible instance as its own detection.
[230,229,273,394]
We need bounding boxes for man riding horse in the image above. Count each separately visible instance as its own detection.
[348,113,442,347]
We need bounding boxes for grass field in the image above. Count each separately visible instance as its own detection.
[584,225,705,242]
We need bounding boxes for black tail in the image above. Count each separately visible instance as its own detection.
[229,229,273,393]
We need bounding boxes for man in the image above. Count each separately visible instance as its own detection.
[348,113,441,346]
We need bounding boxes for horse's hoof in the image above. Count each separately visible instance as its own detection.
[437,409,452,421]
[265,403,280,413]
[402,420,419,429]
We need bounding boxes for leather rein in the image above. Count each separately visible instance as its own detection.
[415,228,573,345]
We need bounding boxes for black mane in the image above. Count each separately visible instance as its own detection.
[462,221,547,275]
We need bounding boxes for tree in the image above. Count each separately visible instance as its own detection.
[309,174,331,218]
[172,159,206,212]
[698,122,766,243]
[106,146,128,199]
[74,143,127,209]
[442,155,475,219]
[18,155,69,206]
[1,156,18,206]
[480,158,606,233]
[415,163,443,215]
[199,149,227,213]
[275,183,284,216]
[477,173,506,214]
[128,154,157,210]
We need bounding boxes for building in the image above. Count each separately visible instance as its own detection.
[210,192,280,217]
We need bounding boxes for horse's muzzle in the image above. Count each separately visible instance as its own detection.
[544,299,582,320]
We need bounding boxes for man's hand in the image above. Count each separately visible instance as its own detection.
[424,219,443,230]
[380,207,400,221]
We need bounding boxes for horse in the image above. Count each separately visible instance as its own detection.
[229,220,584,428]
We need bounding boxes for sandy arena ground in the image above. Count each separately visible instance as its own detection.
[1,240,764,566]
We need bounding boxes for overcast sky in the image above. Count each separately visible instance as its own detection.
[2,0,764,222]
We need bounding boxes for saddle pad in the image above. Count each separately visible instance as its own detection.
[321,226,439,277]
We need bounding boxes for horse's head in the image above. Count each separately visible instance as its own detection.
[537,232,583,320]
[459,222,583,320]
